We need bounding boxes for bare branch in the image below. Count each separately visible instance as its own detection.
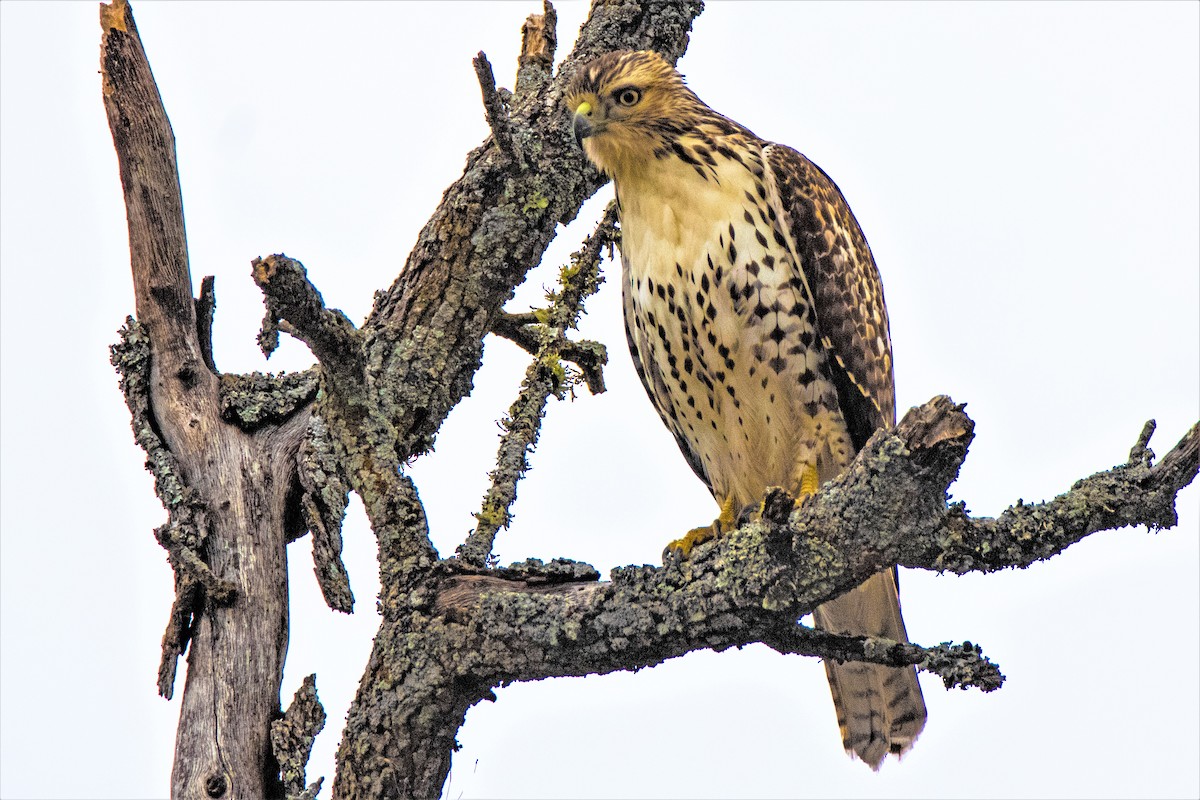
[195,275,217,374]
[474,51,522,165]
[101,0,210,392]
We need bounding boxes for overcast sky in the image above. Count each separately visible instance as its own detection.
[1,2,1197,798]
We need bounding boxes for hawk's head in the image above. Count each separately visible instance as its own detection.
[565,50,707,179]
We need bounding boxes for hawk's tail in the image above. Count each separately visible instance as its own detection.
[812,569,927,770]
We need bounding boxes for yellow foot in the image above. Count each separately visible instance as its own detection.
[798,462,820,498]
[664,495,737,559]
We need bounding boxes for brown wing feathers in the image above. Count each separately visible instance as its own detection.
[765,145,896,442]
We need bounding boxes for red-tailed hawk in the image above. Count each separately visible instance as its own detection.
[567,50,925,770]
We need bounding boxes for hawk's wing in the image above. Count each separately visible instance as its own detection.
[764,145,925,767]
[763,144,896,447]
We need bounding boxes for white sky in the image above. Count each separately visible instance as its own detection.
[1,2,1197,798]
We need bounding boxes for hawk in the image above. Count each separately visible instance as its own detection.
[566,50,926,770]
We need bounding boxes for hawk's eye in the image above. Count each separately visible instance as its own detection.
[615,88,641,107]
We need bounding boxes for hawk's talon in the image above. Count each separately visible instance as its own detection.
[664,496,738,560]
[663,524,716,560]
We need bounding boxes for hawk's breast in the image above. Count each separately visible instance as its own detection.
[617,138,853,507]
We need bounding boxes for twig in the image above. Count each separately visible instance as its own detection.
[491,313,608,395]
[456,207,619,567]
[490,311,543,355]
[455,357,556,567]
[543,203,618,331]
[1128,419,1156,466]
[195,275,217,374]
[258,305,280,357]
[156,574,199,699]
[764,626,1005,692]
[474,52,521,166]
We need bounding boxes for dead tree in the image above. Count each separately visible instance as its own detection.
[99,0,1199,798]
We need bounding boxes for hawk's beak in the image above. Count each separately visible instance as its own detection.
[572,100,595,147]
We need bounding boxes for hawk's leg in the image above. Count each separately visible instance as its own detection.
[663,464,819,559]
[748,463,818,521]
[664,495,737,558]
[797,462,820,498]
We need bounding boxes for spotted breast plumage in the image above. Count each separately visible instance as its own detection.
[566,50,926,770]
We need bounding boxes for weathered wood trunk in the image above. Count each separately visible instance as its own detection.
[101,2,308,796]
[168,425,305,799]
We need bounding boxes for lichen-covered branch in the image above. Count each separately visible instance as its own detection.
[219,370,319,431]
[897,419,1200,575]
[272,675,327,800]
[424,398,1193,722]
[457,208,618,567]
[251,254,362,387]
[490,312,609,393]
[763,626,1004,692]
[298,416,353,613]
[110,318,233,698]
[457,362,555,568]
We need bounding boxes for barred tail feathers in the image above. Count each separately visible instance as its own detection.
[812,569,927,770]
